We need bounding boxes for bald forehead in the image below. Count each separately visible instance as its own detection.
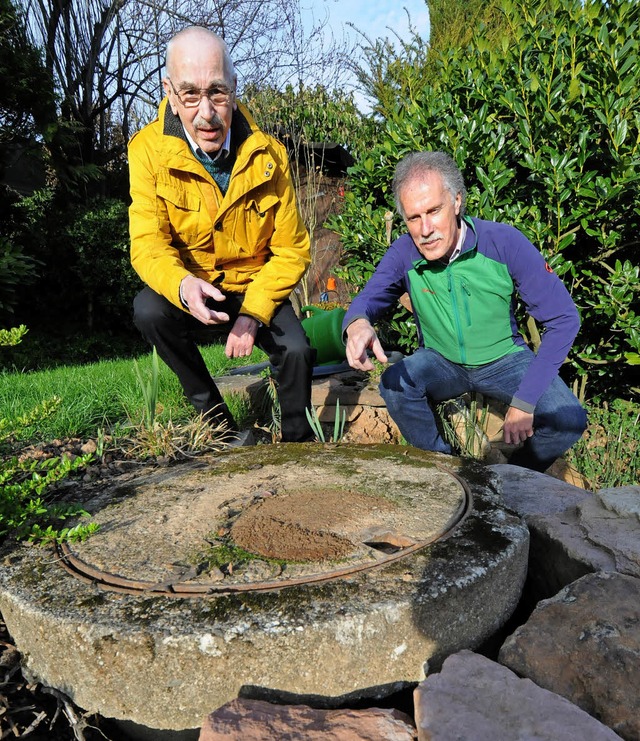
[166,28,234,84]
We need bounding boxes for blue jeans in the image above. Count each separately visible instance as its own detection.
[379,347,587,471]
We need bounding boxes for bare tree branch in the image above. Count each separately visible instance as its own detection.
[16,0,356,182]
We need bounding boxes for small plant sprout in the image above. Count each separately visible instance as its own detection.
[133,345,159,429]
[305,399,346,443]
[259,367,281,442]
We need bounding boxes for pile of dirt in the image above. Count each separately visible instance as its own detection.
[231,488,396,561]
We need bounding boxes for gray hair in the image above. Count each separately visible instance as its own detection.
[392,151,467,218]
[166,26,236,86]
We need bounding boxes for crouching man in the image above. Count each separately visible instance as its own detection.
[343,151,587,471]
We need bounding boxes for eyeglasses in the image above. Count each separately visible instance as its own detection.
[167,78,233,108]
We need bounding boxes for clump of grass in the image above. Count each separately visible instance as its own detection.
[437,394,492,459]
[193,533,289,575]
[123,414,234,460]
[196,539,261,571]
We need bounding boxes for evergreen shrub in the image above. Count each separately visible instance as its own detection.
[332,0,640,399]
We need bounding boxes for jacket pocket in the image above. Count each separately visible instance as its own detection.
[157,182,203,245]
[233,191,279,254]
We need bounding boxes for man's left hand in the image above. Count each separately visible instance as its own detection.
[503,407,534,445]
[225,315,259,358]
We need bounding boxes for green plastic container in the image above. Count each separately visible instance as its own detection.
[301,305,347,366]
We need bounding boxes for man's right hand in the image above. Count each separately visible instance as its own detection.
[345,318,388,371]
[180,275,230,325]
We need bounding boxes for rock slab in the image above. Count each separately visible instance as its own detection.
[414,650,621,740]
[488,464,591,516]
[499,571,640,741]
[491,468,640,601]
[199,699,416,740]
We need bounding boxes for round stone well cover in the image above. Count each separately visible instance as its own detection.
[62,443,470,594]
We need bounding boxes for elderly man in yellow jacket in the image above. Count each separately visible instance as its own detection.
[129,26,314,443]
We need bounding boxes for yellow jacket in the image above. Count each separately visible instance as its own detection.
[128,98,310,325]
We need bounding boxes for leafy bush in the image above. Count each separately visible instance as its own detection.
[63,196,139,328]
[332,0,640,401]
[7,189,138,344]
[0,236,39,315]
[245,83,375,160]
[566,399,640,490]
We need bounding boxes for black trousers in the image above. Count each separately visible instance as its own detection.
[133,287,314,442]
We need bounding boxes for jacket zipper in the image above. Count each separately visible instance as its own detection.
[447,270,467,364]
[460,278,472,326]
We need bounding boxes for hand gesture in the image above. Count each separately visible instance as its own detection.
[180,275,229,325]
[345,318,388,371]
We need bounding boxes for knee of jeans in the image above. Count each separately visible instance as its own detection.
[379,363,404,398]
[574,404,588,435]
[560,398,588,435]
[540,401,588,436]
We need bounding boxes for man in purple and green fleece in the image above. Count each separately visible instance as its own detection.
[342,151,587,471]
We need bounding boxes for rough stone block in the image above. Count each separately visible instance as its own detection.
[488,464,592,517]
[499,572,640,741]
[414,650,621,741]
[199,699,416,740]
[316,404,400,444]
[311,371,386,407]
[521,484,640,600]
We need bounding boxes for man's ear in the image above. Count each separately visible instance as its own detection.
[454,192,462,216]
[162,78,178,115]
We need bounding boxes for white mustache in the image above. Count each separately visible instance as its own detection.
[194,113,224,130]
[419,233,443,246]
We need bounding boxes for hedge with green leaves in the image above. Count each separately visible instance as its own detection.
[332,0,639,400]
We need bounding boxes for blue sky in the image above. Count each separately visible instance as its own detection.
[300,0,430,110]
[311,0,430,46]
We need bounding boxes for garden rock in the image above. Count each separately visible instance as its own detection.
[198,699,416,740]
[312,371,402,443]
[413,650,621,741]
[490,466,640,600]
[526,486,640,597]
[499,571,640,741]
[318,403,400,444]
[598,486,640,519]
[488,464,592,516]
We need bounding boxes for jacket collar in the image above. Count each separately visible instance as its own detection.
[460,215,478,255]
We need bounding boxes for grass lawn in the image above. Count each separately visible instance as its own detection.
[0,343,268,442]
